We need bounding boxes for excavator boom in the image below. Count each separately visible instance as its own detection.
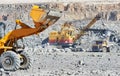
[74,14,101,42]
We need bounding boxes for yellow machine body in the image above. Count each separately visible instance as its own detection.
[49,23,77,45]
[0,5,61,54]
[49,14,101,46]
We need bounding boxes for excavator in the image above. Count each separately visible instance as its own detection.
[0,5,62,71]
[49,13,113,52]
[49,13,101,47]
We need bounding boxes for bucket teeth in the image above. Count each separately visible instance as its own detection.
[47,10,62,17]
[38,5,62,17]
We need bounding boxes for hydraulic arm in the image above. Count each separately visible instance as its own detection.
[0,5,62,52]
[74,14,101,42]
[0,5,62,71]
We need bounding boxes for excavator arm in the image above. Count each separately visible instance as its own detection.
[74,13,101,42]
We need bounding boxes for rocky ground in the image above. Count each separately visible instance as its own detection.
[4,47,120,76]
[0,20,119,76]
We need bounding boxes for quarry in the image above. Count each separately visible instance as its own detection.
[0,1,120,76]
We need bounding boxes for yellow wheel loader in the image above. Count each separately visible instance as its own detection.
[0,5,62,71]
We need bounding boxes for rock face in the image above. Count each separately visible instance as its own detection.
[0,3,120,22]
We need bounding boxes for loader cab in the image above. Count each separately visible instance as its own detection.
[0,29,2,38]
[0,22,6,39]
[0,35,2,39]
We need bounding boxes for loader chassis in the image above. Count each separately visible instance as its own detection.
[0,5,61,71]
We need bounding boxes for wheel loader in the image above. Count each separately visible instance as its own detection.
[0,5,62,71]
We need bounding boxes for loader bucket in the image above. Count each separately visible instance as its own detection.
[30,5,62,28]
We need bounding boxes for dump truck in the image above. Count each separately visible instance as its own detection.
[0,5,62,71]
[49,14,101,47]
[92,40,110,52]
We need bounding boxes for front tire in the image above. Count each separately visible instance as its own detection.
[102,47,110,52]
[20,51,32,70]
[0,51,20,71]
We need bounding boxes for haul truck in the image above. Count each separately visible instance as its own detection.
[0,5,62,71]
